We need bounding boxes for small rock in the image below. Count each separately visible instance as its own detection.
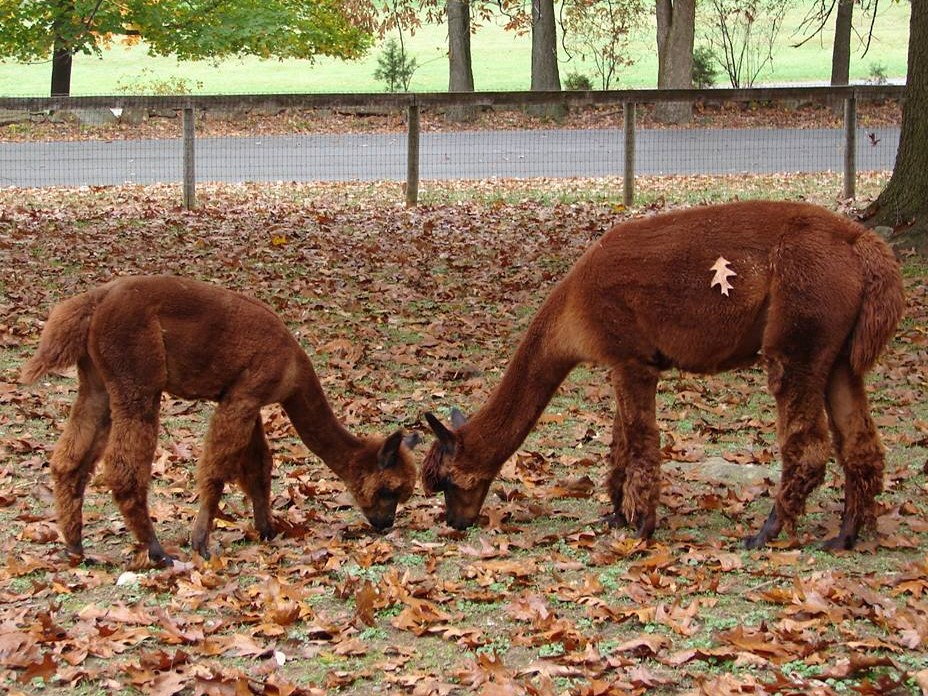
[667,456,776,488]
[116,571,140,586]
[0,109,31,127]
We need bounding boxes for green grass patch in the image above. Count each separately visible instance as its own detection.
[0,4,910,96]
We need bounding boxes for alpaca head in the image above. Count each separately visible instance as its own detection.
[422,410,491,530]
[347,430,420,531]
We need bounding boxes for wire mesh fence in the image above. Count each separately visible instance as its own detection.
[0,87,904,206]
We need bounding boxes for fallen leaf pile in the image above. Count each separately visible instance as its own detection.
[0,178,925,695]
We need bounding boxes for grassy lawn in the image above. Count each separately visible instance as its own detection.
[0,175,926,693]
[0,3,910,96]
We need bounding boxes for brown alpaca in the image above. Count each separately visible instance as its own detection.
[423,201,904,550]
[21,276,419,564]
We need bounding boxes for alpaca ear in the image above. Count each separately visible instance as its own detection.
[450,407,467,429]
[403,432,421,450]
[377,430,406,469]
[425,412,457,455]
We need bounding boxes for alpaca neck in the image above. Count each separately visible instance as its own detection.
[461,321,577,476]
[282,367,363,479]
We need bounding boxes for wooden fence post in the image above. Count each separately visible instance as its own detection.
[406,103,420,207]
[623,102,636,208]
[182,106,196,210]
[843,95,857,200]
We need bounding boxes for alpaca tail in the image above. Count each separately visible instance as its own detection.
[20,289,101,383]
[848,230,905,375]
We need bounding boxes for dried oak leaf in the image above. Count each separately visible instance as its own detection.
[710,256,737,296]
[17,652,57,684]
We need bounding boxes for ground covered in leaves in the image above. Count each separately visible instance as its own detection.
[0,177,926,695]
[0,98,902,143]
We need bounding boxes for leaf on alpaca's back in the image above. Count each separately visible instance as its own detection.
[710,256,737,296]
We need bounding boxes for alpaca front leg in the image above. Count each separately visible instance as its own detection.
[611,364,660,538]
[191,477,225,559]
[622,457,659,539]
[191,402,260,559]
[235,416,276,542]
[604,408,629,529]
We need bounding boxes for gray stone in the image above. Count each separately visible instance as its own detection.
[205,106,249,121]
[667,457,776,488]
[117,107,150,125]
[68,108,118,127]
[0,109,31,127]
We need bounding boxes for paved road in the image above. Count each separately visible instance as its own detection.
[0,126,900,187]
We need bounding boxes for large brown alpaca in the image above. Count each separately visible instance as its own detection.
[423,201,904,550]
[21,276,419,565]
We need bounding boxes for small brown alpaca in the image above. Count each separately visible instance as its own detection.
[21,275,419,564]
[423,201,904,550]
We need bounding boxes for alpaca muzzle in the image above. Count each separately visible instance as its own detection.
[445,509,478,531]
[443,479,491,530]
[367,513,396,532]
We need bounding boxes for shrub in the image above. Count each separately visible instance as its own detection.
[374,38,417,93]
[115,68,203,95]
[867,62,888,86]
[692,46,718,89]
[564,72,594,91]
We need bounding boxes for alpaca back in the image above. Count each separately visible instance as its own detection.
[848,230,905,375]
[20,287,104,383]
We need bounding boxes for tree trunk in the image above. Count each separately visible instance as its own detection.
[830,0,853,86]
[50,42,73,97]
[446,0,476,122]
[531,0,560,90]
[50,5,74,97]
[655,0,696,124]
[529,0,562,118]
[862,1,928,255]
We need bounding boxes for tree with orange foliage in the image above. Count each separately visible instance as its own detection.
[0,0,373,96]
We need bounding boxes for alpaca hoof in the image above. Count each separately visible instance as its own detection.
[636,516,656,540]
[446,512,477,531]
[259,527,277,542]
[822,534,855,552]
[64,541,84,557]
[602,512,628,528]
[368,515,396,533]
[63,546,87,566]
[745,507,781,550]
[148,544,176,567]
[190,528,211,559]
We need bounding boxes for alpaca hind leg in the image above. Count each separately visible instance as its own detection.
[611,364,661,539]
[745,358,830,549]
[191,401,260,559]
[51,361,111,557]
[104,396,170,564]
[823,358,885,550]
[235,416,276,542]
